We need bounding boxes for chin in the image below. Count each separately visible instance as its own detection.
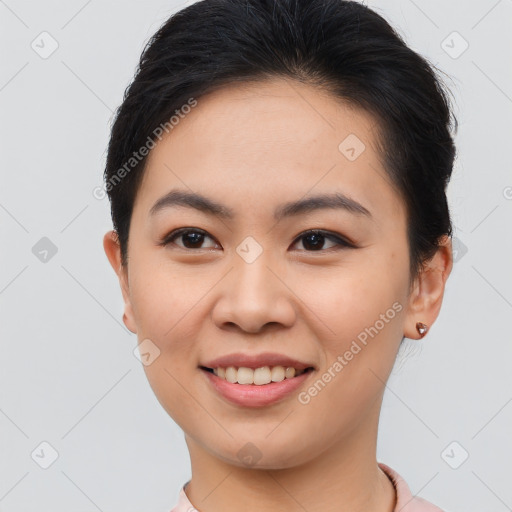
[208,435,314,470]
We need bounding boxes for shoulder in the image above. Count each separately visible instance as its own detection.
[169,481,197,512]
[378,462,444,512]
[171,467,445,512]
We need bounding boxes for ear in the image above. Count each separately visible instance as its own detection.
[404,235,453,339]
[103,230,137,334]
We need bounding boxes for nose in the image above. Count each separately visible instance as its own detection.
[211,253,296,334]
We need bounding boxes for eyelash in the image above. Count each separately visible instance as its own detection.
[160,228,356,252]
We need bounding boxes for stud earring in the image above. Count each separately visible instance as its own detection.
[416,322,428,338]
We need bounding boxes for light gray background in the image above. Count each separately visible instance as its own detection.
[1,0,511,510]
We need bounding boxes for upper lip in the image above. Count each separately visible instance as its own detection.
[201,352,316,371]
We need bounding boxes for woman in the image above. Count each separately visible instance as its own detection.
[102,0,457,510]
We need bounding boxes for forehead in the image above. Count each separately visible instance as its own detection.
[135,78,405,225]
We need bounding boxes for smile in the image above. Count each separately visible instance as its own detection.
[201,365,313,385]
[200,366,315,407]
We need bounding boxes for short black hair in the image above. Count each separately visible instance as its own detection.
[104,0,458,284]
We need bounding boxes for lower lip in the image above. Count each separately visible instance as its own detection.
[200,368,313,407]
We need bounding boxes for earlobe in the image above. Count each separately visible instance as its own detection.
[404,235,453,340]
[103,230,138,334]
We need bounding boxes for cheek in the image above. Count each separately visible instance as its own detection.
[297,257,406,347]
[292,278,404,439]
[128,255,201,338]
[293,251,407,400]
[128,262,204,422]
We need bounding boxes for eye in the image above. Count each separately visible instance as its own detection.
[291,229,354,252]
[161,228,355,252]
[161,228,219,250]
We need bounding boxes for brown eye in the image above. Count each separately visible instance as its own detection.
[161,228,354,252]
[292,230,354,252]
[162,228,218,250]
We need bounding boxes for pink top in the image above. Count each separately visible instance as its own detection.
[170,462,444,511]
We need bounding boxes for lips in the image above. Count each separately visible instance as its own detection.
[200,366,314,407]
[198,352,316,407]
[201,352,315,371]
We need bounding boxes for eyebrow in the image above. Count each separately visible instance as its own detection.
[149,189,372,221]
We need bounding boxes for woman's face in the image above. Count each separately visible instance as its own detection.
[105,78,444,469]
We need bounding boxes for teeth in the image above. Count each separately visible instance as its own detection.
[271,366,285,382]
[238,367,255,385]
[254,367,271,385]
[211,365,307,385]
[225,366,237,383]
[285,367,296,379]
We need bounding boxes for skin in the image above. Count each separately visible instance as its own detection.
[103,77,453,512]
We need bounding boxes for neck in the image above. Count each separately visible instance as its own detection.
[183,400,396,512]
